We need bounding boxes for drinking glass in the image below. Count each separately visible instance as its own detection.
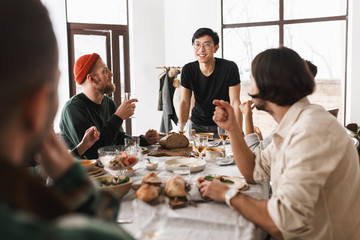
[194,135,208,159]
[217,126,229,146]
[125,92,136,118]
[178,122,188,136]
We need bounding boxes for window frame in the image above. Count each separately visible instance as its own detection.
[221,0,349,124]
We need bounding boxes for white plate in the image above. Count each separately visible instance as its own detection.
[165,158,206,173]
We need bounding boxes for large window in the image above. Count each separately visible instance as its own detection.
[222,0,348,137]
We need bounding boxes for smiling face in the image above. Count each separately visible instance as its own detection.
[193,35,219,64]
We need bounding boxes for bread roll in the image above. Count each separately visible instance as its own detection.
[135,184,161,202]
[165,174,187,197]
[141,172,162,186]
[159,132,189,149]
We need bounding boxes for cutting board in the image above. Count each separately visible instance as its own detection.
[148,146,193,157]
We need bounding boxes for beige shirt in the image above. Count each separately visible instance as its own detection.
[253,98,360,239]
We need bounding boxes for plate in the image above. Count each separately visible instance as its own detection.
[165,158,206,173]
[195,175,248,191]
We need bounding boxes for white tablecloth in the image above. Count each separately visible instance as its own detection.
[117,145,269,240]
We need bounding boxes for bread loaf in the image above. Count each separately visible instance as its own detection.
[141,172,162,186]
[165,174,187,197]
[159,132,189,149]
[135,184,161,202]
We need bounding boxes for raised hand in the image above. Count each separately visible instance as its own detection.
[212,100,237,132]
[77,126,100,156]
[115,98,138,120]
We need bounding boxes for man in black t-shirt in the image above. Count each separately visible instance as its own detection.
[179,28,241,137]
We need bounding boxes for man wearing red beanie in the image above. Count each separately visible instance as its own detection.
[59,53,159,159]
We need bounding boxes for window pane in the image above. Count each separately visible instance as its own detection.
[284,20,346,122]
[74,34,107,94]
[223,0,278,24]
[284,0,346,20]
[223,26,279,137]
[67,0,127,25]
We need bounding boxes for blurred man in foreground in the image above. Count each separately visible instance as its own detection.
[200,47,360,239]
[0,0,133,239]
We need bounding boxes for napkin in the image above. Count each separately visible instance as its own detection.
[215,157,235,166]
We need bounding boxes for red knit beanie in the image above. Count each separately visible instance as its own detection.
[73,53,100,85]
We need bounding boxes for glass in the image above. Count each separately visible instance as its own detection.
[125,92,136,118]
[74,34,107,95]
[98,145,139,178]
[67,0,128,25]
[194,135,208,159]
[284,0,346,20]
[133,198,168,239]
[284,20,345,123]
[193,42,214,50]
[178,122,188,135]
[217,127,229,146]
[223,0,278,24]
[173,164,191,177]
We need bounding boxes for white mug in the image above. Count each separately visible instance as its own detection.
[205,147,225,161]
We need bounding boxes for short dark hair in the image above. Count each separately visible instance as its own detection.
[250,47,315,106]
[0,0,57,126]
[192,28,219,45]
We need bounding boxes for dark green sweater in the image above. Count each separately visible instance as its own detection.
[59,93,147,159]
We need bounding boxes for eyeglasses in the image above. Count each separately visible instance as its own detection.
[193,42,214,50]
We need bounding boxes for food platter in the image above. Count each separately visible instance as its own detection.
[196,175,248,191]
[165,157,206,173]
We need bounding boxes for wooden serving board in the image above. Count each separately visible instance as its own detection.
[148,146,193,157]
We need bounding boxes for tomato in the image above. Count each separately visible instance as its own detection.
[128,157,137,165]
[198,177,205,183]
[120,151,128,159]
[126,168,133,171]
[122,158,129,166]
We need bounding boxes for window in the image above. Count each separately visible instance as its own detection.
[66,0,132,133]
[222,0,348,137]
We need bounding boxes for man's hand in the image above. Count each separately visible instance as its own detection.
[115,99,138,120]
[77,126,100,156]
[144,129,159,145]
[212,100,237,132]
[199,179,230,202]
[37,130,75,179]
[239,100,255,117]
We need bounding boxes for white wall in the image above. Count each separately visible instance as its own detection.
[346,0,360,124]
[129,0,165,135]
[42,0,69,133]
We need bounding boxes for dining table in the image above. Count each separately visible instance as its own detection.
[115,142,270,240]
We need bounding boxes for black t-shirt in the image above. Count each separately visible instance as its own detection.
[181,58,240,126]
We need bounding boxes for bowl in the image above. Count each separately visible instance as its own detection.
[98,145,139,171]
[94,175,133,198]
[145,161,158,171]
[196,132,214,140]
[80,159,97,171]
[165,157,206,173]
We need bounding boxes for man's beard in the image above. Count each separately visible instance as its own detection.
[102,82,116,94]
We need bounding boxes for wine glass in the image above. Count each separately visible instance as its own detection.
[125,92,136,118]
[217,126,229,146]
[178,122,188,136]
[194,135,208,159]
